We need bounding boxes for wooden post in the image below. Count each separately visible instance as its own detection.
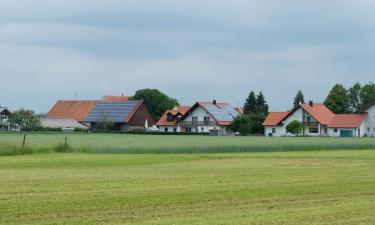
[22,134,26,148]
[65,136,68,148]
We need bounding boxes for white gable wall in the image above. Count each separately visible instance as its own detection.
[364,105,375,137]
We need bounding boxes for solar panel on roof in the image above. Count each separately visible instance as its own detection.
[201,103,239,122]
[85,101,140,123]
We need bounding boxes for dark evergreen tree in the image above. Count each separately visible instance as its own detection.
[293,89,305,109]
[244,91,257,114]
[256,92,269,116]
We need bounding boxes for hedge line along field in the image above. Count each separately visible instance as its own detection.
[1,133,375,155]
[1,150,375,225]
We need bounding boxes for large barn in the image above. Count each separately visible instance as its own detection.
[46,98,155,131]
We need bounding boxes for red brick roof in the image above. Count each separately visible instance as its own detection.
[328,114,367,128]
[263,112,289,126]
[47,101,97,122]
[102,96,129,101]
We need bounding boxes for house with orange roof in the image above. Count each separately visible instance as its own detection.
[156,106,191,132]
[263,100,374,137]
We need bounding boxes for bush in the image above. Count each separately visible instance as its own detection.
[231,115,253,135]
[286,120,304,136]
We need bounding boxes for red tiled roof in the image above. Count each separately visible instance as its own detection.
[47,101,97,122]
[174,106,191,114]
[300,103,335,125]
[328,114,367,128]
[156,106,190,126]
[263,112,289,126]
[102,96,129,101]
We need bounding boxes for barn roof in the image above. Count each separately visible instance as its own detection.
[84,100,143,123]
[47,101,97,122]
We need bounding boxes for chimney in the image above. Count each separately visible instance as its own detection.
[213,100,217,105]
[309,100,314,107]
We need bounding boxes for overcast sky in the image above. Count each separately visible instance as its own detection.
[1,0,374,113]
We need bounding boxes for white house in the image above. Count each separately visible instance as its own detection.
[263,101,374,138]
[0,107,20,132]
[156,106,191,133]
[178,101,240,135]
[363,102,375,137]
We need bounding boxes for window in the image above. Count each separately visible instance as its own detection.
[192,116,198,123]
[272,128,276,133]
[368,127,371,132]
[164,127,168,132]
[173,128,177,132]
[309,127,319,133]
[306,116,311,122]
[325,127,328,133]
[167,114,175,122]
[204,116,210,125]
[201,127,204,133]
[334,128,338,133]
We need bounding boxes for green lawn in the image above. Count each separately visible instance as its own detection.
[1,150,375,224]
[1,133,375,154]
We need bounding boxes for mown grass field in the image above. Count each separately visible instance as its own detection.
[1,150,375,225]
[1,133,375,155]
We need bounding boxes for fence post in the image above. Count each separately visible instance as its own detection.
[65,136,68,148]
[22,134,26,148]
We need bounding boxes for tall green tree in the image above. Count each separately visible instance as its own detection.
[348,82,362,113]
[360,83,375,110]
[231,115,253,135]
[132,89,179,120]
[293,89,305,109]
[244,91,257,114]
[324,84,349,114]
[9,109,40,131]
[256,92,269,116]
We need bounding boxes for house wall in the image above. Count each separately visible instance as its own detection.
[364,105,375,137]
[265,126,284,137]
[327,125,364,138]
[159,125,179,133]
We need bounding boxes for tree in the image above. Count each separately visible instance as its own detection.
[231,115,253,135]
[132,89,179,120]
[348,82,362,113]
[256,92,269,116]
[293,89,305,109]
[8,109,40,131]
[360,83,375,110]
[324,84,349,114]
[286,120,304,136]
[244,91,257,114]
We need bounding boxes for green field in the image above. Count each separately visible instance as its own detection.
[1,150,375,224]
[1,133,375,155]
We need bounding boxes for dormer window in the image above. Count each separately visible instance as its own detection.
[167,114,175,122]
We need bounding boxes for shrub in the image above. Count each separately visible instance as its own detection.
[286,120,304,136]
